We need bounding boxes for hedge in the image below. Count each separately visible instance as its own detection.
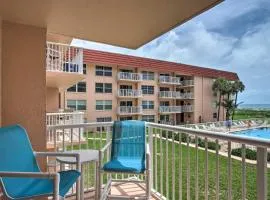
[231,148,270,161]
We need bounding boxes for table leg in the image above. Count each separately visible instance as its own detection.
[80,164,84,200]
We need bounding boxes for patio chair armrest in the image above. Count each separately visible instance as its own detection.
[35,151,81,171]
[0,171,57,179]
[0,171,60,199]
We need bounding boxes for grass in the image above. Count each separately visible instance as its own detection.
[234,109,270,120]
[68,133,270,200]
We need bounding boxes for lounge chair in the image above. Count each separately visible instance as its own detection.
[0,125,81,200]
[98,120,151,200]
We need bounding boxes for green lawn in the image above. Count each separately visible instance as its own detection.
[234,109,270,120]
[68,133,270,200]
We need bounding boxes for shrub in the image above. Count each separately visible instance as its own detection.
[231,148,270,162]
[198,138,221,150]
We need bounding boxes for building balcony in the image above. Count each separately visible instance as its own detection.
[44,121,270,200]
[118,72,142,82]
[46,42,85,89]
[118,89,143,98]
[159,91,194,99]
[182,79,194,87]
[159,75,182,85]
[182,105,193,112]
[159,106,182,113]
[117,106,143,115]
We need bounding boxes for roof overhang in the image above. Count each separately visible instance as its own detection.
[0,0,223,48]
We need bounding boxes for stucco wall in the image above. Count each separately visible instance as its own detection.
[2,21,46,152]
[46,87,59,112]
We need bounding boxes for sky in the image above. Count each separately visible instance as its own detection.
[72,0,270,104]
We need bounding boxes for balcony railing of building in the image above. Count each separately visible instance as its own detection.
[118,72,142,81]
[183,79,194,86]
[159,105,193,113]
[159,91,194,99]
[46,112,85,149]
[118,89,143,98]
[46,121,270,200]
[46,42,83,74]
[117,106,143,115]
[159,75,182,85]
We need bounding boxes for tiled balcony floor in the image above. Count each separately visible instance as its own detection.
[67,183,160,200]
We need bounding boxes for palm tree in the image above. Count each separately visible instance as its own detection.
[222,98,235,120]
[231,81,245,120]
[212,78,227,121]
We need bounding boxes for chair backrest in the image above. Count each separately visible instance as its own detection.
[0,125,40,195]
[111,120,145,160]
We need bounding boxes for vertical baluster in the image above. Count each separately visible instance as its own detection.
[166,130,169,198]
[159,129,163,196]
[242,144,246,200]
[154,128,158,191]
[205,138,208,200]
[172,132,175,200]
[228,141,232,200]
[79,128,82,150]
[195,136,199,200]
[71,128,74,151]
[216,139,220,200]
[62,128,65,151]
[179,132,182,200]
[187,134,190,200]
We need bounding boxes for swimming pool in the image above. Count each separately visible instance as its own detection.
[234,127,270,140]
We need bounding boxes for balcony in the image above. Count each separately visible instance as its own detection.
[46,42,85,89]
[159,91,194,99]
[118,89,143,98]
[182,79,194,87]
[118,72,142,82]
[45,121,270,200]
[117,106,143,115]
[182,105,193,112]
[159,106,182,113]
[159,75,182,85]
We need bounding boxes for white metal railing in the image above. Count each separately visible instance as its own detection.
[159,106,182,113]
[117,106,143,115]
[159,76,182,85]
[46,121,270,200]
[118,89,143,98]
[118,72,142,81]
[159,91,194,99]
[46,112,85,126]
[183,79,194,86]
[182,105,193,112]
[46,42,83,74]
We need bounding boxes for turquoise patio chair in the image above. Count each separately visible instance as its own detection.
[0,125,81,200]
[98,120,151,200]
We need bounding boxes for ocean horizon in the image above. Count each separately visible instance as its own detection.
[238,104,270,110]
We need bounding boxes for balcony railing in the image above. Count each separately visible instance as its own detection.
[159,91,194,99]
[159,76,182,85]
[182,105,193,112]
[183,79,194,86]
[46,42,83,74]
[117,106,143,115]
[118,89,143,98]
[118,72,142,81]
[46,121,270,200]
[159,106,182,113]
[46,111,85,126]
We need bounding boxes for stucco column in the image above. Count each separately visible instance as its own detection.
[2,21,46,153]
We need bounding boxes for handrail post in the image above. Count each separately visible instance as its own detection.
[256,147,267,200]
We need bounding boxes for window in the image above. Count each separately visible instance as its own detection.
[120,101,133,107]
[120,116,133,121]
[95,83,112,93]
[160,115,170,121]
[67,82,86,92]
[96,117,112,122]
[142,71,154,80]
[142,115,155,122]
[160,101,170,106]
[96,100,112,111]
[141,85,154,95]
[95,65,112,76]
[213,113,217,119]
[67,100,86,110]
[120,85,132,90]
[142,101,154,109]
[83,64,87,74]
[160,87,170,91]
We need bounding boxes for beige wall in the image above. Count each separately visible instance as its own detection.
[46,87,59,112]
[2,21,46,152]
[194,76,225,123]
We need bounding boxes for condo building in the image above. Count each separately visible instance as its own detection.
[46,44,238,126]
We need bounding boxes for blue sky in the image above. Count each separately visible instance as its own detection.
[72,0,270,104]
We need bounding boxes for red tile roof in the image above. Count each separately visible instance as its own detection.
[83,49,239,80]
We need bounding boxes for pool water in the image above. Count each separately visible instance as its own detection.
[234,128,270,140]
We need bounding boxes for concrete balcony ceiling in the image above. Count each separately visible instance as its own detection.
[0,0,222,48]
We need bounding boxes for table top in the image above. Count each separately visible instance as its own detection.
[56,149,99,164]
